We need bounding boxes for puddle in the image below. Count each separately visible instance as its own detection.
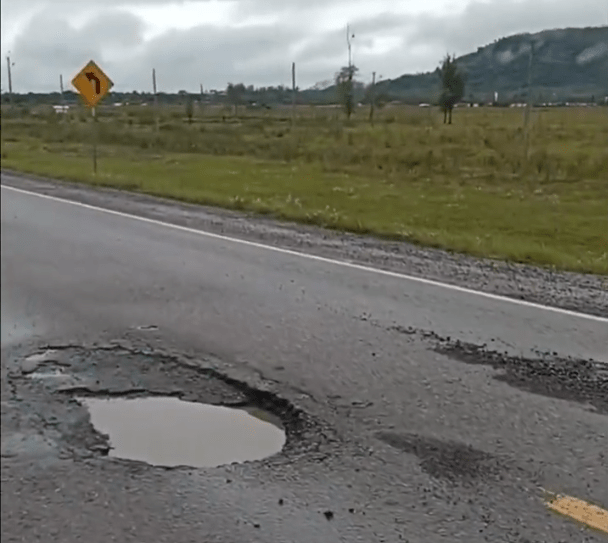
[78,396,286,468]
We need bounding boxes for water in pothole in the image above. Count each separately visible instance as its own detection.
[78,396,286,468]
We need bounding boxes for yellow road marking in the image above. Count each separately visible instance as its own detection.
[546,494,608,534]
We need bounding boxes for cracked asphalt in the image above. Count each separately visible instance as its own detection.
[1,172,607,543]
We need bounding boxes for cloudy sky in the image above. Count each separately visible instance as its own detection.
[1,0,607,93]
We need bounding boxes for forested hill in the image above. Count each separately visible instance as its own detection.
[369,26,608,103]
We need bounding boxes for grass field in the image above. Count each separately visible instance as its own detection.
[1,103,607,274]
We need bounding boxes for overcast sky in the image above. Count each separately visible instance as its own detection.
[1,0,607,93]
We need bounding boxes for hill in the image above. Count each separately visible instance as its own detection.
[304,26,608,104]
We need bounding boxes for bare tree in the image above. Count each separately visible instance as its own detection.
[335,65,359,119]
[226,83,245,115]
[438,54,465,124]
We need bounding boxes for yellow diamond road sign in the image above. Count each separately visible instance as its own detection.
[72,60,113,107]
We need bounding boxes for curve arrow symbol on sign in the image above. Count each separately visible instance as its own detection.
[86,72,101,94]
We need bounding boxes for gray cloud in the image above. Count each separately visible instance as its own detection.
[2,0,606,93]
[135,22,309,90]
[6,9,146,91]
[404,0,608,53]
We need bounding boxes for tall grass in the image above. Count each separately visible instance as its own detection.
[1,103,607,274]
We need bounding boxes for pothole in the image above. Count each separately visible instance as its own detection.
[78,396,287,468]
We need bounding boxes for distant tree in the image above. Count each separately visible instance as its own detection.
[335,65,359,119]
[375,94,389,109]
[226,83,245,115]
[185,94,194,123]
[311,79,333,91]
[438,54,466,124]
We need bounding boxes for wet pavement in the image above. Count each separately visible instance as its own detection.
[1,173,607,543]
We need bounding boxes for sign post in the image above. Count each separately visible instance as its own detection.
[92,107,97,174]
[71,60,113,174]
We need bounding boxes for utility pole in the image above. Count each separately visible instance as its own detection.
[346,24,355,118]
[523,42,534,161]
[7,53,14,104]
[59,74,65,122]
[369,71,376,125]
[200,83,204,117]
[152,68,159,132]
[59,74,64,104]
[291,62,296,127]
[346,24,353,68]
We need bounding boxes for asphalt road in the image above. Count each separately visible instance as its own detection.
[1,172,607,543]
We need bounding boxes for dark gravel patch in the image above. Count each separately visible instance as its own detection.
[376,432,506,485]
[434,340,608,415]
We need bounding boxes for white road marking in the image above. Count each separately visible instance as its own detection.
[2,183,607,323]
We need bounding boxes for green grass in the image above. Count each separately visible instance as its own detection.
[1,104,607,274]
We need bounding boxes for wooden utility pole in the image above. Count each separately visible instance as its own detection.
[59,74,65,122]
[6,54,13,104]
[369,71,376,126]
[346,24,355,118]
[200,83,204,117]
[291,62,296,126]
[346,24,353,68]
[523,42,534,161]
[152,68,159,132]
